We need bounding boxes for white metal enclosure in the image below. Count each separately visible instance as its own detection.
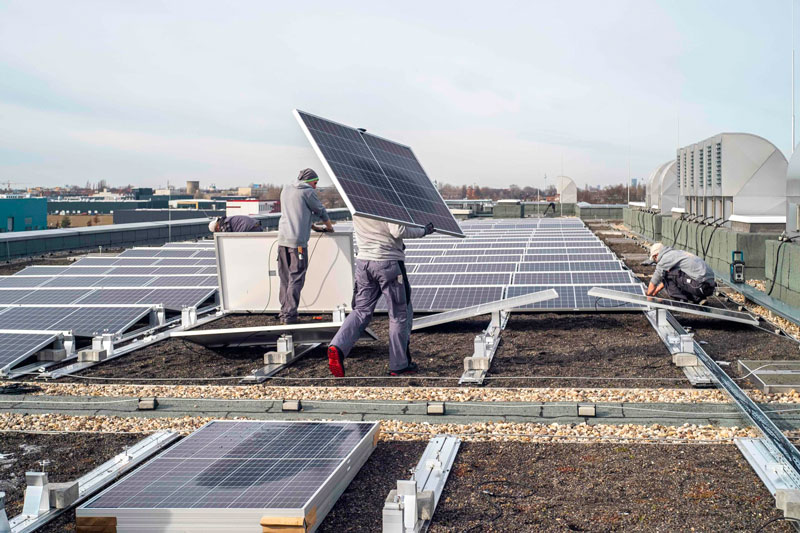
[215,231,355,313]
[676,133,788,219]
[556,176,578,204]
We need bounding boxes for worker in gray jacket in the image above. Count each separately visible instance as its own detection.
[646,242,716,304]
[276,168,333,324]
[328,217,434,377]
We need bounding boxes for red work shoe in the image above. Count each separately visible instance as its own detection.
[328,345,345,377]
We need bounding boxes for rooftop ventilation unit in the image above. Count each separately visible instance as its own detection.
[676,133,787,221]
[787,144,800,238]
[555,176,578,204]
[645,160,681,213]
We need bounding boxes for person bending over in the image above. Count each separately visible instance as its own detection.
[646,242,716,305]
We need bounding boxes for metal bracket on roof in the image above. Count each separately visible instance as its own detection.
[333,304,347,324]
[8,431,179,533]
[151,304,166,326]
[644,308,713,387]
[181,306,198,328]
[241,341,321,384]
[459,311,508,385]
[383,435,461,533]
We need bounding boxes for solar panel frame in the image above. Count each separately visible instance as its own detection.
[0,332,58,374]
[78,421,380,530]
[295,109,465,237]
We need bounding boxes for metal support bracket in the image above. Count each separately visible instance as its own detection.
[333,304,347,324]
[9,431,179,533]
[241,342,320,384]
[383,435,461,533]
[644,309,713,387]
[459,311,509,385]
[181,306,198,328]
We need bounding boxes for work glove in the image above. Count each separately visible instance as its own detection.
[423,222,435,235]
[311,225,326,233]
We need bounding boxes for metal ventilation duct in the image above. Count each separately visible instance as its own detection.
[676,133,787,220]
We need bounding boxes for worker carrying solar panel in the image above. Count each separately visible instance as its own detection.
[275,168,334,324]
[327,217,435,377]
[208,215,262,233]
[645,242,716,305]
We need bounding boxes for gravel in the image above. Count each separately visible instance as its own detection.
[0,413,761,443]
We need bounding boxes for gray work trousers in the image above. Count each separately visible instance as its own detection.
[330,259,413,372]
[663,269,715,304]
[277,246,308,321]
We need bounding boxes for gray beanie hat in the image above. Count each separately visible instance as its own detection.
[298,168,319,182]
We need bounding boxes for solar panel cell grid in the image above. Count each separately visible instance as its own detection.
[0,333,56,370]
[85,421,376,511]
[297,110,464,237]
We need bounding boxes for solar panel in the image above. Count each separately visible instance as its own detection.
[0,290,27,304]
[431,286,504,310]
[0,306,75,330]
[15,289,92,305]
[0,306,151,336]
[51,306,154,336]
[39,277,103,288]
[77,289,155,306]
[295,109,464,237]
[12,266,71,276]
[0,276,51,288]
[0,332,57,373]
[79,421,379,531]
[147,276,214,287]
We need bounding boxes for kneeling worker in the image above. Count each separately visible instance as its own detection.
[327,217,435,377]
[208,215,262,233]
[646,242,716,305]
[276,168,333,324]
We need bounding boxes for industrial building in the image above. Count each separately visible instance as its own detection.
[0,196,47,232]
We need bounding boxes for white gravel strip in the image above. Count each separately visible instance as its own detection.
[17,382,800,405]
[0,413,762,443]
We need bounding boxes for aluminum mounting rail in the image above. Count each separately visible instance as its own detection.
[413,289,559,331]
[8,431,180,533]
[587,287,759,326]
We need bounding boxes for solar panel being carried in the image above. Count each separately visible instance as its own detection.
[295,109,465,237]
[78,420,379,533]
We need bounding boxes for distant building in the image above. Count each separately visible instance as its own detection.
[237,184,267,197]
[0,196,47,232]
[186,181,200,195]
[226,199,276,217]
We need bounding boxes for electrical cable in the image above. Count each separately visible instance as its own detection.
[753,516,800,532]
[700,218,727,260]
[767,236,799,296]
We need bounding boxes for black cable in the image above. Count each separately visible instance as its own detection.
[753,515,800,532]
[700,217,728,260]
[766,237,793,296]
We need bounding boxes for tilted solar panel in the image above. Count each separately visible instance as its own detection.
[295,109,464,237]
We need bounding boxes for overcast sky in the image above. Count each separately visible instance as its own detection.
[0,0,795,190]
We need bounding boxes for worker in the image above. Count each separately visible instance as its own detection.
[327,217,435,377]
[208,215,262,233]
[646,242,716,305]
[276,168,334,324]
